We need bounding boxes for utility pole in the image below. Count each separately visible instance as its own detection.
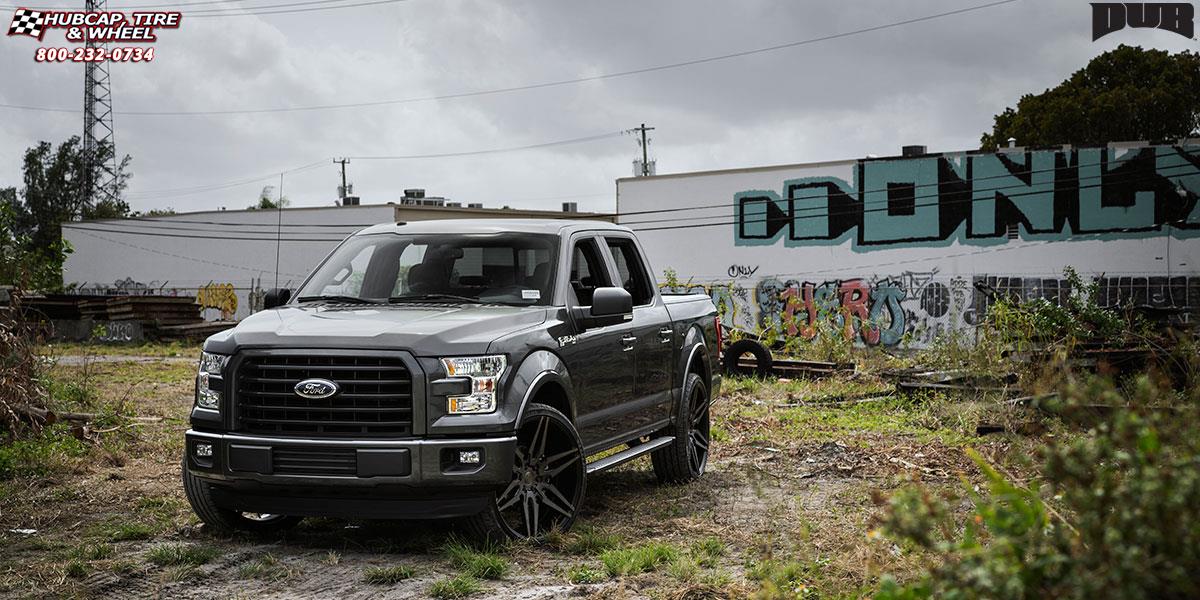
[634,123,655,176]
[333,158,350,203]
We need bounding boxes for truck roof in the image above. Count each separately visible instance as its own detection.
[355,218,629,237]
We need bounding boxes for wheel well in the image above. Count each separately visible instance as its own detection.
[531,381,572,422]
[687,344,708,381]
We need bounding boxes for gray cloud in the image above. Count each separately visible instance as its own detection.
[1,0,1197,215]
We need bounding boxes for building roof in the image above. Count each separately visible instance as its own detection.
[356,218,629,236]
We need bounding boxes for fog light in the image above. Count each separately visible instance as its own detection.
[458,450,481,464]
[195,443,214,458]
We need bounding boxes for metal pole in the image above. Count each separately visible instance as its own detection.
[274,173,283,289]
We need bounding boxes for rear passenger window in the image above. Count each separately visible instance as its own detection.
[569,238,611,307]
[605,238,654,306]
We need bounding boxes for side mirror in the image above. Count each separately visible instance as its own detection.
[573,287,633,330]
[263,288,292,310]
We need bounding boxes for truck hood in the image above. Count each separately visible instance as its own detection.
[202,304,548,356]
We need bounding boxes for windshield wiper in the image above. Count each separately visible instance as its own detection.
[388,293,483,304]
[295,295,380,304]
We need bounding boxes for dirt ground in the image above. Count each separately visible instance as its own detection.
[0,347,1035,599]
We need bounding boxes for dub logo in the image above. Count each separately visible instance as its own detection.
[1091,2,1195,41]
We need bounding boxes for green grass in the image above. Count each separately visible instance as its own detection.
[566,563,606,584]
[362,565,415,585]
[564,525,622,555]
[101,521,157,542]
[0,423,90,479]
[146,543,220,567]
[64,560,88,579]
[599,542,680,576]
[428,574,482,598]
[71,543,114,561]
[691,536,727,567]
[442,540,509,580]
[746,558,830,599]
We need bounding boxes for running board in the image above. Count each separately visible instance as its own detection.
[586,436,674,474]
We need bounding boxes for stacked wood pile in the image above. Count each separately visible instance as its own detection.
[106,296,203,327]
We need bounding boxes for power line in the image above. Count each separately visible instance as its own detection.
[0,0,1017,116]
[123,131,625,200]
[66,169,1193,241]
[102,156,1198,233]
[0,0,412,17]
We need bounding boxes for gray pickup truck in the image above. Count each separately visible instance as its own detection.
[183,219,721,540]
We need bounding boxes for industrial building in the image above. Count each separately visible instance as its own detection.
[61,192,611,320]
[616,141,1200,347]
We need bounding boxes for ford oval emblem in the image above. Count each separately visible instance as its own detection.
[294,378,339,399]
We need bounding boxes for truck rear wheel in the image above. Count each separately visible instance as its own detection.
[463,403,586,541]
[652,372,710,483]
[182,460,302,534]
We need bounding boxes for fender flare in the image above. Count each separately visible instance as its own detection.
[673,325,711,418]
[509,349,576,425]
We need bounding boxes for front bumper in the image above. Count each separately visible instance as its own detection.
[185,430,515,518]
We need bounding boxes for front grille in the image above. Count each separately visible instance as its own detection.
[236,355,414,437]
[272,446,358,476]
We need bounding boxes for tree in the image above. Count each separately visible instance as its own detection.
[981,45,1200,150]
[1,136,132,290]
[248,185,289,210]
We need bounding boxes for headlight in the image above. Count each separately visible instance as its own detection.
[196,352,229,410]
[441,355,506,414]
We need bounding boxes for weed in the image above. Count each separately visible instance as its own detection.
[146,543,220,567]
[442,539,509,580]
[238,554,297,581]
[565,525,622,555]
[64,560,88,579]
[599,542,679,576]
[428,574,482,598]
[323,551,341,566]
[0,423,90,479]
[566,563,606,584]
[690,536,726,567]
[747,558,826,599]
[72,543,114,561]
[667,556,699,582]
[162,564,200,582]
[111,560,138,575]
[362,565,414,585]
[103,521,156,542]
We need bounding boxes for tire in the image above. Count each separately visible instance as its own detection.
[651,372,710,483]
[462,403,586,542]
[181,460,302,534]
[723,339,773,378]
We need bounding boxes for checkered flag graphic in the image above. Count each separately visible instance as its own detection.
[8,8,46,39]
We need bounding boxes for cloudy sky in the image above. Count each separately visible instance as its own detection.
[0,0,1196,215]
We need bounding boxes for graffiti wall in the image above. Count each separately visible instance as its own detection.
[622,143,1200,348]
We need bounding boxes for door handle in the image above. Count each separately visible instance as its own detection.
[621,335,637,351]
[658,327,673,343]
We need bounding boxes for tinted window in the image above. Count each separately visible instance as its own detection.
[569,238,611,306]
[297,232,558,305]
[605,237,654,306]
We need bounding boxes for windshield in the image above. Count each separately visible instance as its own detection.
[294,232,559,306]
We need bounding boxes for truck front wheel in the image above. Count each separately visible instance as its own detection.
[182,460,302,534]
[652,372,710,483]
[463,403,586,541]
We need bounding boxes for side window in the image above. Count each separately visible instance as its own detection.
[569,238,611,307]
[605,237,654,306]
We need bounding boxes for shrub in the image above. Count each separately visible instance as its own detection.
[876,374,1200,599]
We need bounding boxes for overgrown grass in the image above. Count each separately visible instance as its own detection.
[442,539,509,580]
[566,564,606,584]
[0,423,90,479]
[428,574,482,598]
[98,520,158,542]
[561,525,622,555]
[146,543,220,567]
[599,542,679,576]
[362,565,414,585]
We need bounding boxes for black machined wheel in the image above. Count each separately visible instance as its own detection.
[181,459,302,534]
[652,372,711,483]
[464,403,585,541]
